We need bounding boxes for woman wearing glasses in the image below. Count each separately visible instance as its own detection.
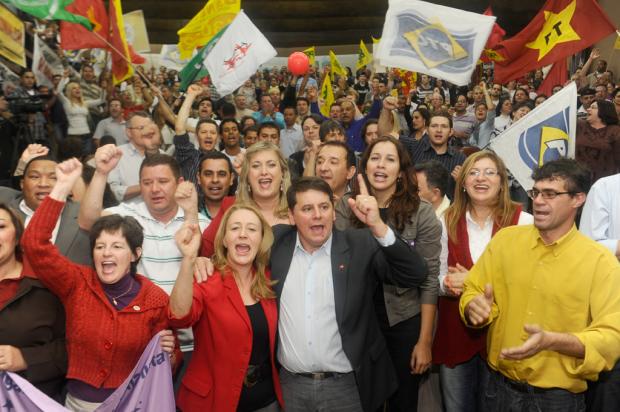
[432,151,532,412]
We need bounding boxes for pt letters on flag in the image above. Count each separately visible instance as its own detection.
[0,334,174,412]
[376,0,495,86]
[490,82,577,191]
[204,10,277,97]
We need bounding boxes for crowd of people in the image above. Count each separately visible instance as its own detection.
[1,15,620,412]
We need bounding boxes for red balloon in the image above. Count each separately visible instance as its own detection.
[288,52,309,76]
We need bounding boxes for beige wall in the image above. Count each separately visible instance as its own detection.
[595,0,620,82]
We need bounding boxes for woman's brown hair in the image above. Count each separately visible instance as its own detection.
[351,136,420,232]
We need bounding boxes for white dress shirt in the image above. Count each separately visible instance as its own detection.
[278,228,396,373]
[107,142,145,203]
[280,123,304,158]
[580,173,620,255]
[20,200,61,243]
[438,210,533,295]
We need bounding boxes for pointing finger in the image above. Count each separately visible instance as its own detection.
[357,174,369,196]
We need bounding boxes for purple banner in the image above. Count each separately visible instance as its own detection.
[0,334,175,412]
[0,372,68,412]
[96,334,175,412]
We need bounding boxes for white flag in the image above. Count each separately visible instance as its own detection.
[159,44,193,71]
[204,10,277,96]
[376,0,495,86]
[490,82,577,191]
[32,35,63,88]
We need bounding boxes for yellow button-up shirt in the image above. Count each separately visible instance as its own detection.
[459,225,620,393]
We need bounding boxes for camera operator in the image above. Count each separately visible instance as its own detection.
[0,90,17,187]
[7,70,49,144]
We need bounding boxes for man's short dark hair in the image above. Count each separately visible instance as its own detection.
[139,153,181,180]
[579,87,595,97]
[287,177,334,210]
[258,121,280,137]
[318,141,356,169]
[296,97,309,106]
[90,215,143,275]
[23,154,57,177]
[126,111,151,127]
[283,105,297,114]
[220,102,236,118]
[219,118,240,134]
[532,158,591,194]
[196,118,218,134]
[198,151,238,195]
[243,125,258,136]
[319,119,345,141]
[414,160,449,197]
[430,111,453,129]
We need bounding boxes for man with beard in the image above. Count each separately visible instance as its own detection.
[220,118,245,164]
[196,151,236,220]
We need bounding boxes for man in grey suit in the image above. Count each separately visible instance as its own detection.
[0,153,91,265]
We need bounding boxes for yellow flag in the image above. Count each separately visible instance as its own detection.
[329,50,346,81]
[319,75,335,118]
[372,36,381,44]
[356,40,371,70]
[303,46,316,65]
[177,0,240,59]
[615,30,620,50]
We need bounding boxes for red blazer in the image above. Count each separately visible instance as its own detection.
[168,270,283,412]
[200,196,235,257]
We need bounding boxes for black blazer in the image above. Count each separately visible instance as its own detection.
[0,187,92,265]
[270,225,428,412]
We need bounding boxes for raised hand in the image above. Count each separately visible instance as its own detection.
[347,174,387,237]
[95,144,123,175]
[590,48,601,60]
[465,283,494,326]
[232,151,245,176]
[19,144,49,165]
[187,84,203,98]
[175,222,201,258]
[383,96,397,111]
[174,181,198,214]
[50,158,83,201]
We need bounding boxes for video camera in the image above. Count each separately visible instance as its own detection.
[6,94,48,115]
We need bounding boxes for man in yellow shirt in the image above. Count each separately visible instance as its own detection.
[460,159,620,411]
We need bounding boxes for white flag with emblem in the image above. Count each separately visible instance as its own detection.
[490,82,577,191]
[203,10,277,96]
[376,0,495,86]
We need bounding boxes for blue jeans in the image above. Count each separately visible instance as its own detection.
[484,369,585,412]
[439,354,488,412]
[586,359,620,411]
[279,368,362,412]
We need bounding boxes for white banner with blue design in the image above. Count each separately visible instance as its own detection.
[490,82,577,191]
[376,0,495,86]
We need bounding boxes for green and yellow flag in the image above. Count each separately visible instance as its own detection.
[2,0,92,29]
[303,46,316,65]
[177,0,240,59]
[319,75,334,118]
[329,50,346,81]
[356,40,371,70]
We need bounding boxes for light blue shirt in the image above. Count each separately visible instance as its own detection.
[580,173,620,255]
[278,228,396,373]
[252,110,285,129]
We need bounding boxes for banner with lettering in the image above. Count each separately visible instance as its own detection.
[0,335,174,412]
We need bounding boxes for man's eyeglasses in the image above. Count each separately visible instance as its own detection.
[527,189,575,200]
[467,168,499,178]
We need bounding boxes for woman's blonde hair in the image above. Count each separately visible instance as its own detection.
[65,82,84,106]
[444,150,519,243]
[213,203,275,300]
[237,141,291,220]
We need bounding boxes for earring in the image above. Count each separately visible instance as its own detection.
[280,182,284,192]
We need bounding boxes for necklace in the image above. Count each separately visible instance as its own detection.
[105,281,134,306]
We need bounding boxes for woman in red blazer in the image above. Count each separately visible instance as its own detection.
[169,203,283,412]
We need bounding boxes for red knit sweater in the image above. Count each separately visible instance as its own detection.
[21,197,172,389]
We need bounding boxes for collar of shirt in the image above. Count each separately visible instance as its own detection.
[285,123,301,132]
[531,224,579,257]
[422,139,456,157]
[133,200,184,226]
[465,210,494,230]
[19,199,36,218]
[294,231,333,257]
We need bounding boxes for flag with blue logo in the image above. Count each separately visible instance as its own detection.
[375,0,495,86]
[490,82,577,191]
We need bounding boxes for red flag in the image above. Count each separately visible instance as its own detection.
[492,0,616,84]
[128,44,146,64]
[60,0,109,50]
[536,59,568,96]
[108,0,134,85]
[483,7,506,49]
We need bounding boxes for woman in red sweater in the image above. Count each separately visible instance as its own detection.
[21,158,178,411]
[169,203,282,412]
